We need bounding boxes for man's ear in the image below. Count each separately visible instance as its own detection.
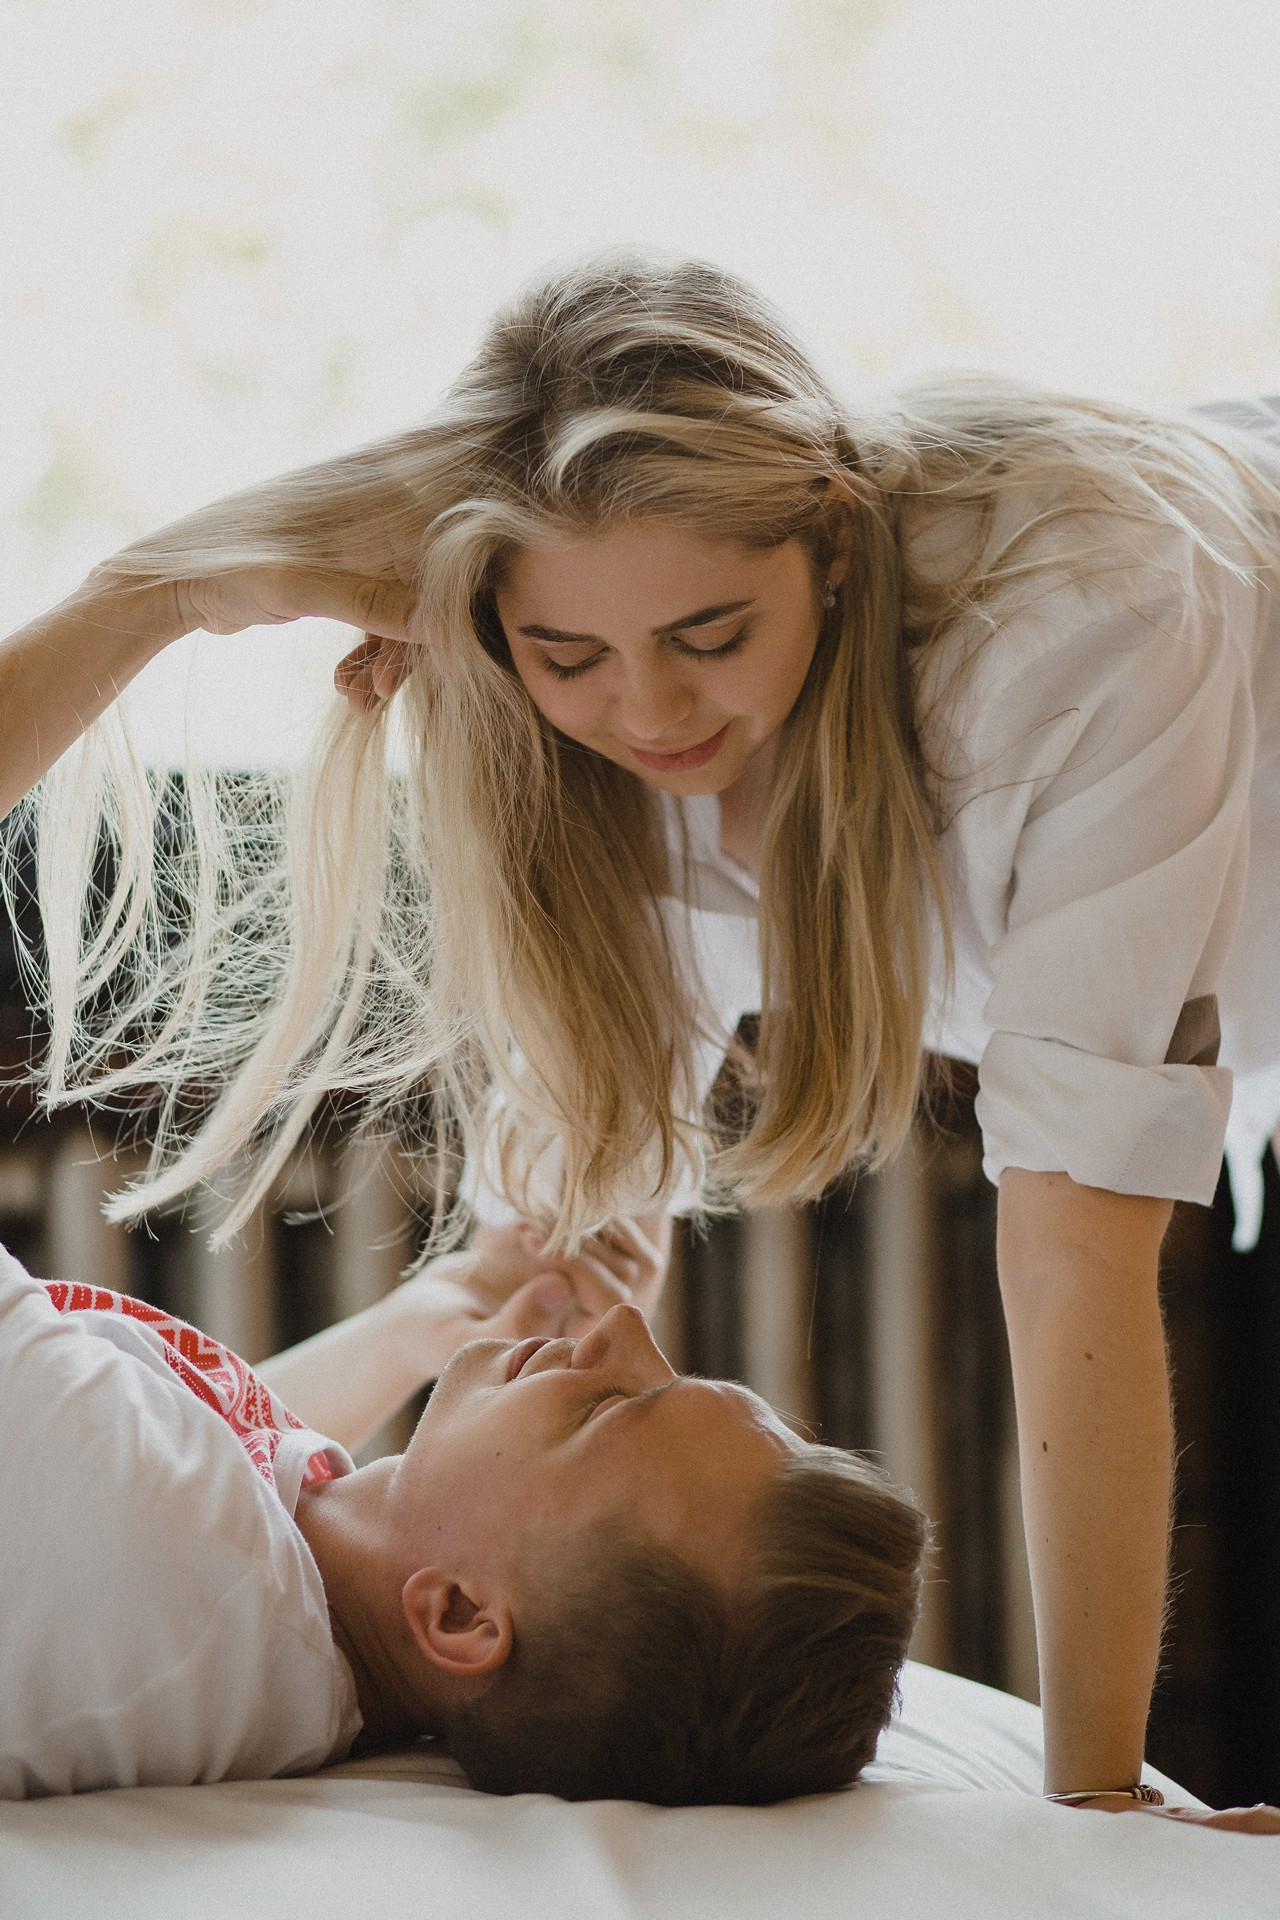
[401,1569,514,1680]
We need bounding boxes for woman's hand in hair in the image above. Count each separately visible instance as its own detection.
[154,565,417,655]
[334,632,415,712]
[0,561,421,821]
[169,564,419,715]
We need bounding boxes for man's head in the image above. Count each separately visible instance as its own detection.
[365,1304,929,1803]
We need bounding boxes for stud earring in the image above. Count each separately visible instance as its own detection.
[822,581,837,609]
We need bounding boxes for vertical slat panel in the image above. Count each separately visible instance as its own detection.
[185,1198,279,1365]
[330,1137,414,1320]
[330,1136,416,1457]
[739,1205,815,1431]
[808,1178,873,1451]
[0,1147,45,1273]
[865,1128,949,1669]
[46,1129,131,1294]
[651,1224,688,1371]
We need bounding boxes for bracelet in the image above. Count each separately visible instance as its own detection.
[1044,1785,1165,1807]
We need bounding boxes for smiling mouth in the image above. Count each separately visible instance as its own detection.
[627,723,730,772]
[504,1336,551,1382]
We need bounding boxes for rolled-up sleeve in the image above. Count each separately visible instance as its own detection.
[930,517,1258,1204]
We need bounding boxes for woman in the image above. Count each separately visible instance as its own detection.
[3,253,1280,1813]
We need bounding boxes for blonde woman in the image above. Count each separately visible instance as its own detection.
[4,254,1280,1818]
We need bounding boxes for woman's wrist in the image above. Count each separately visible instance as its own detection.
[65,570,189,664]
[1044,1785,1164,1808]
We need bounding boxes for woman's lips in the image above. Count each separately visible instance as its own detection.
[628,722,730,772]
[504,1336,550,1382]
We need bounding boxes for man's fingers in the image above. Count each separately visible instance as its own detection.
[493,1273,577,1339]
[547,1251,633,1320]
[580,1217,666,1311]
[577,1224,647,1288]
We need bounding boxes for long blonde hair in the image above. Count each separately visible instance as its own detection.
[16,254,1280,1247]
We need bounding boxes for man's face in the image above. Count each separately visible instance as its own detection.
[495,522,824,799]
[391,1304,801,1596]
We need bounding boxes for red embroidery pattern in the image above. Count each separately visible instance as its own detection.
[45,1281,334,1491]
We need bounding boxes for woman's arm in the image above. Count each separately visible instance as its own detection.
[0,564,416,822]
[0,579,175,821]
[997,1168,1173,1798]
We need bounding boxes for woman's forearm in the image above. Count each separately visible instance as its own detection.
[0,576,183,820]
[997,1169,1173,1795]
[0,552,419,824]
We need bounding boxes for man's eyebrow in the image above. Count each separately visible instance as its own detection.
[518,599,755,645]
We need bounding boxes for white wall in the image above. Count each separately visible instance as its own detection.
[3,0,1278,766]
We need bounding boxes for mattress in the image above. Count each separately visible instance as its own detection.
[0,1661,1272,1920]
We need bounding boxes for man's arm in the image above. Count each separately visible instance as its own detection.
[997,1168,1173,1797]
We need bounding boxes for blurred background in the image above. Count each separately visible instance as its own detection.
[2,0,1279,1805]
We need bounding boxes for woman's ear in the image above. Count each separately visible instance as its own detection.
[401,1569,514,1679]
[825,496,856,590]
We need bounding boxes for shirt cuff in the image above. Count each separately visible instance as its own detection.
[976,1032,1233,1205]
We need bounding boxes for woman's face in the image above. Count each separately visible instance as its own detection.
[494,521,827,797]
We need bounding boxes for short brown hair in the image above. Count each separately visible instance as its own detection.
[440,1445,929,1805]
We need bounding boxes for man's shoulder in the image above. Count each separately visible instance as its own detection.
[0,1244,351,1797]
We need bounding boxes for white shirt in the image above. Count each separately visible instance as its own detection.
[473,402,1280,1248]
[667,401,1280,1246]
[0,1245,361,1799]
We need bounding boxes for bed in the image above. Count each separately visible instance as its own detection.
[0,1662,1271,1919]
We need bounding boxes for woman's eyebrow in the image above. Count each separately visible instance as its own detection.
[518,599,755,645]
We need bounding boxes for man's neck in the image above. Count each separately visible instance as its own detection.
[295,1463,444,1752]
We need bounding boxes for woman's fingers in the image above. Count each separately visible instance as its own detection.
[490,1261,630,1341]
[465,1215,668,1338]
[334,635,413,711]
[1154,1804,1280,1834]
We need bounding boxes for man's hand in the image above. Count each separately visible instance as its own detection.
[380,1244,575,1386]
[401,1214,671,1381]
[257,1214,671,1453]
[470,1216,669,1321]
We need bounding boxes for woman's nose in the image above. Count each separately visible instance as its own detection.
[617,661,695,741]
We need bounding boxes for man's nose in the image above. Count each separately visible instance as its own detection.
[571,1290,671,1382]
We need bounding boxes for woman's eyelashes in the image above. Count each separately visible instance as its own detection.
[539,625,750,682]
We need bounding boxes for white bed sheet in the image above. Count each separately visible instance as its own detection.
[0,1662,1272,1920]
